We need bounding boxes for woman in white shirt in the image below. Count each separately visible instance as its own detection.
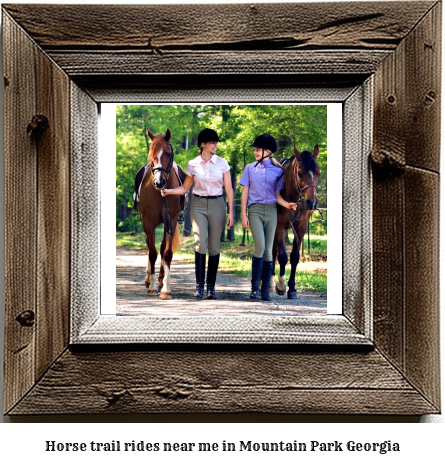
[162,128,234,300]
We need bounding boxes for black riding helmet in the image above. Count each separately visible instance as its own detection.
[197,128,220,147]
[251,133,277,166]
[250,133,277,153]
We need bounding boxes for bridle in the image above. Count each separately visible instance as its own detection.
[150,141,174,186]
[290,161,325,226]
[150,141,175,235]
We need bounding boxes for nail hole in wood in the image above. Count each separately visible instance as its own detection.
[27,114,49,140]
[16,310,35,327]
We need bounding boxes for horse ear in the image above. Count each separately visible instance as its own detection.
[312,144,319,160]
[293,146,302,162]
[165,129,172,142]
[146,127,155,141]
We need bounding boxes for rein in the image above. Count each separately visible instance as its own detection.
[289,161,325,234]
[150,143,175,236]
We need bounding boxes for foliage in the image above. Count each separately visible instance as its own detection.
[116,104,328,225]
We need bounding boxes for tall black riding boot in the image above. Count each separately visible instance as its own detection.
[193,252,206,299]
[206,253,220,300]
[250,256,263,299]
[260,260,273,301]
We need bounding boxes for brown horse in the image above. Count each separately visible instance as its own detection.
[138,128,181,299]
[271,145,320,299]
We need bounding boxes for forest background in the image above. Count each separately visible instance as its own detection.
[116,104,327,239]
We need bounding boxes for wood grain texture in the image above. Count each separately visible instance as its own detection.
[372,2,441,411]
[46,50,390,76]
[8,349,437,415]
[404,168,440,407]
[342,80,372,336]
[2,2,435,50]
[2,2,441,416]
[404,2,441,172]
[3,11,72,412]
[70,83,100,338]
[35,36,70,381]
[3,12,38,414]
[76,75,363,104]
[74,316,370,346]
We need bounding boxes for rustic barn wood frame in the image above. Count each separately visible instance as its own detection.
[2,2,441,415]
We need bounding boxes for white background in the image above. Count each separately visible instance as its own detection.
[101,103,342,314]
[0,0,444,462]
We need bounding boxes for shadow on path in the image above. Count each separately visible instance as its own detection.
[117,246,327,317]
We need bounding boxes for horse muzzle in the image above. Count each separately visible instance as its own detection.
[153,178,166,190]
[305,198,319,211]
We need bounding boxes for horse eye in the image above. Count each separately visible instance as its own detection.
[297,172,302,178]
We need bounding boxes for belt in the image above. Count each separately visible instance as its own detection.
[193,194,223,199]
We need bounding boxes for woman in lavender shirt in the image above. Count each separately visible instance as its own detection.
[240,134,297,301]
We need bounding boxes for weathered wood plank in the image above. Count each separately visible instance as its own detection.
[77,75,362,104]
[404,2,441,171]
[70,83,100,339]
[371,3,441,411]
[404,168,440,409]
[3,2,435,50]
[9,349,438,415]
[3,12,37,414]
[35,44,71,380]
[342,80,372,335]
[372,15,409,373]
[47,50,390,76]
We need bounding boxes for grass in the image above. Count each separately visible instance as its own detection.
[116,224,327,294]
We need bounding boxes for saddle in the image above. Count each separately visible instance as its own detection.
[133,162,187,211]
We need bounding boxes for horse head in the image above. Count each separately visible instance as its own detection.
[293,145,320,211]
[147,128,173,190]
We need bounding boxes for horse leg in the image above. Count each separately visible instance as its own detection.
[159,228,174,300]
[287,237,301,299]
[276,228,288,296]
[158,230,166,289]
[145,229,158,296]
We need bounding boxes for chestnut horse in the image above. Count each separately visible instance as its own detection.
[138,128,181,299]
[271,145,320,299]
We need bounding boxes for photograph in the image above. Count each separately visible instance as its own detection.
[112,104,336,318]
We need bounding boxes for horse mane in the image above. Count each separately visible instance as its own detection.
[300,150,319,173]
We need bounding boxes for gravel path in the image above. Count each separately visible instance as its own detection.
[116,246,327,317]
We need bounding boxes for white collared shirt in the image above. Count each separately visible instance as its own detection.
[186,155,230,196]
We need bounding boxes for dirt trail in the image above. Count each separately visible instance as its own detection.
[116,246,327,317]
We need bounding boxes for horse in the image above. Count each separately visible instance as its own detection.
[271,145,321,299]
[138,128,182,299]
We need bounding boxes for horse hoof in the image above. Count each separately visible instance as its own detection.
[146,290,158,296]
[276,288,286,296]
[287,291,299,299]
[269,284,276,293]
[160,291,172,300]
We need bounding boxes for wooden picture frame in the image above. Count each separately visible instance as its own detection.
[2,2,441,415]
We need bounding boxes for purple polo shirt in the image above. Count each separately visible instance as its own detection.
[240,159,284,207]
